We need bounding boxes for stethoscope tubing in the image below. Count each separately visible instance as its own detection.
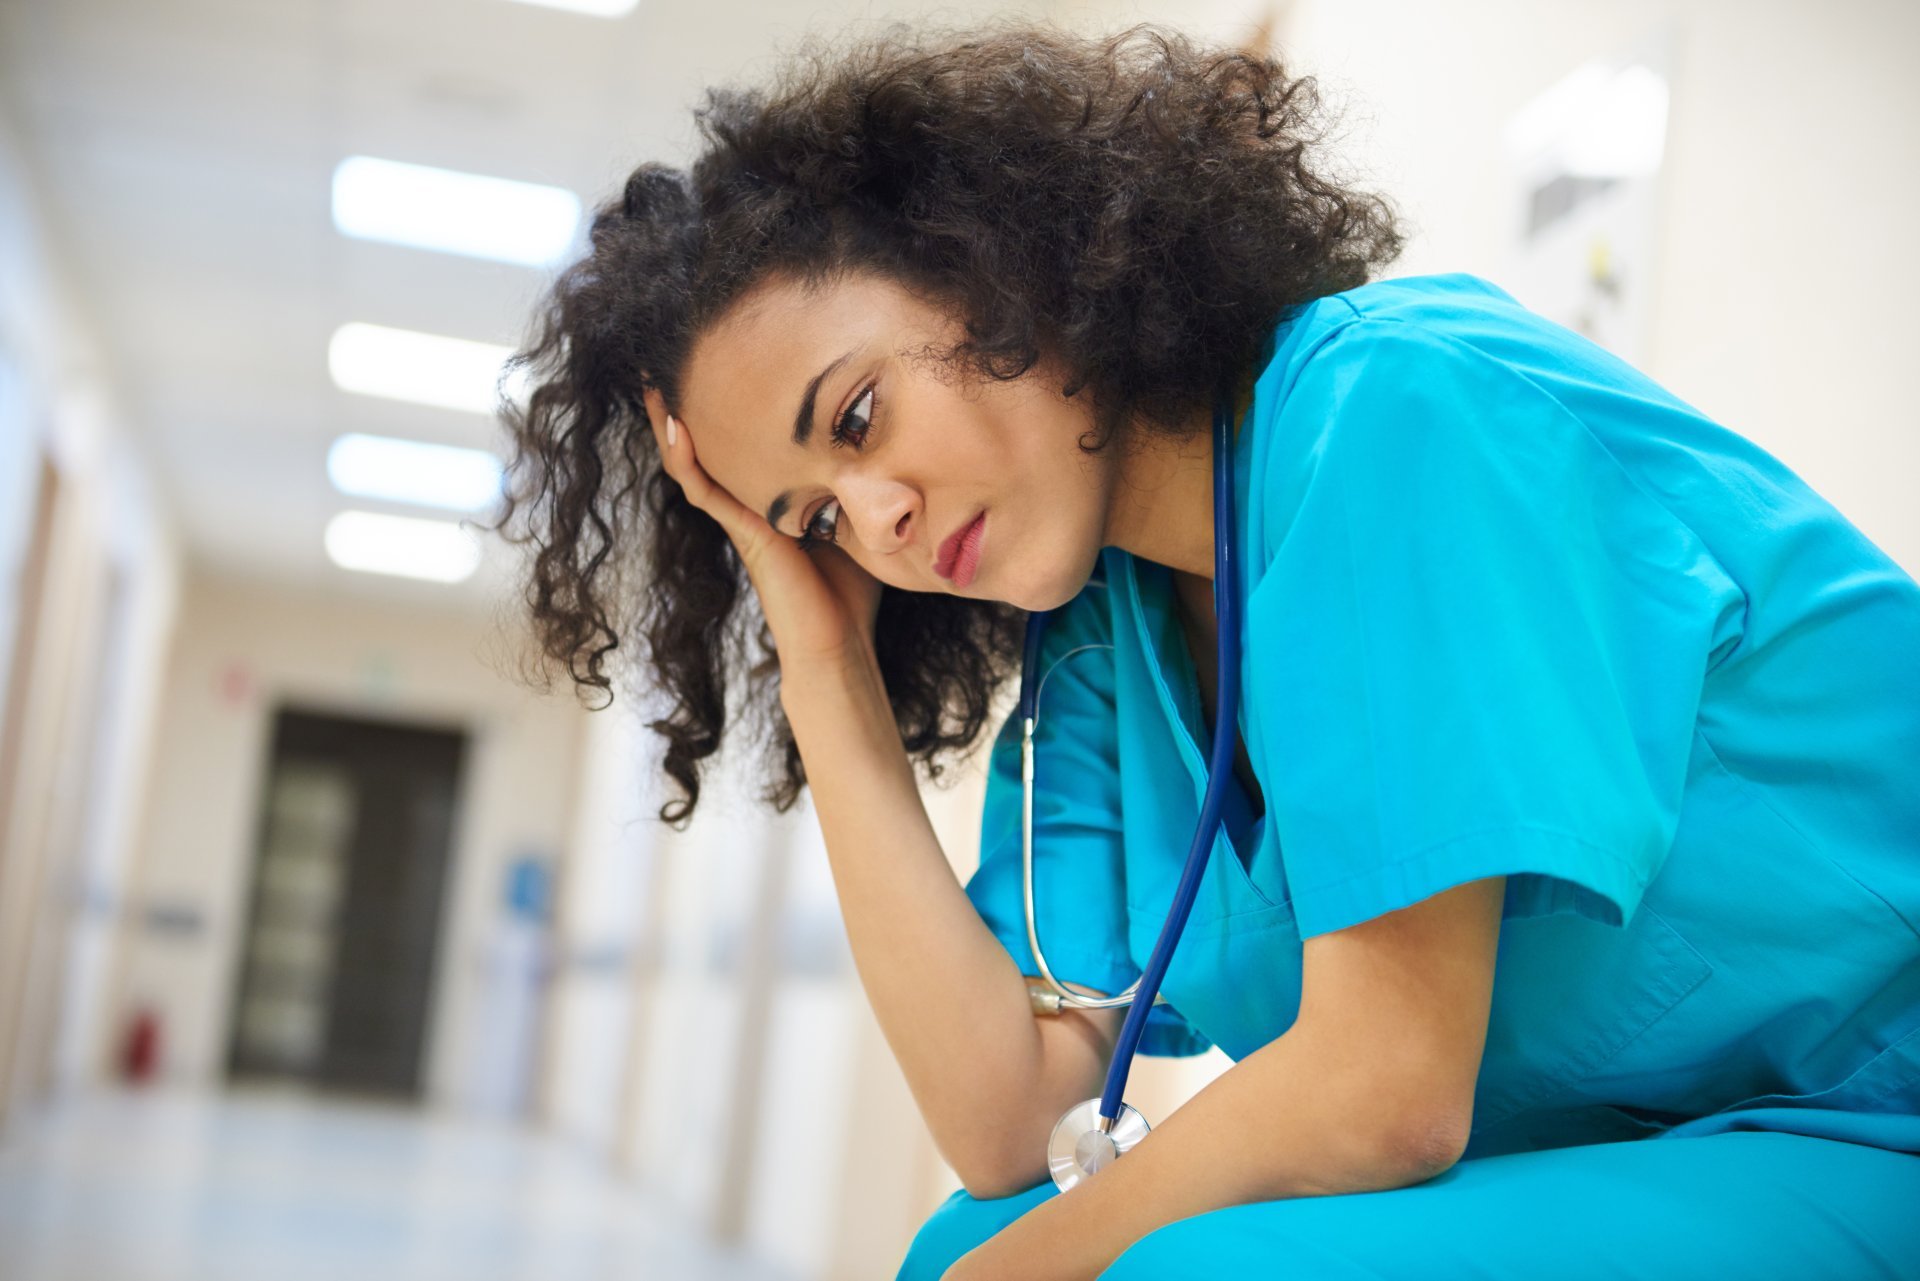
[1017,388,1242,1128]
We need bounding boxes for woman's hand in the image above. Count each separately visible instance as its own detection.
[644,387,885,676]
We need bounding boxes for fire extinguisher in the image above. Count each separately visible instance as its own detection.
[121,1005,160,1084]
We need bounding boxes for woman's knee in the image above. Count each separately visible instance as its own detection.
[896,1180,1058,1280]
[1099,1205,1376,1281]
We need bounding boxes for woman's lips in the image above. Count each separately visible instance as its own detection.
[950,511,987,589]
[936,510,986,583]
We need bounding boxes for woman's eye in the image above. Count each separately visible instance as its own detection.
[832,385,873,447]
[801,500,841,548]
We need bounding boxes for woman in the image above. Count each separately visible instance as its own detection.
[500,22,1920,1280]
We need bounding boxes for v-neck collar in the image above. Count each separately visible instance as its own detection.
[1117,550,1266,857]
[1109,373,1268,855]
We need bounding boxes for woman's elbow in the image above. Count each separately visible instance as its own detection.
[1377,1107,1471,1184]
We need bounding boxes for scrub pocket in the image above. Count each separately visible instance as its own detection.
[1143,898,1301,1064]
[1466,902,1714,1157]
[1127,818,1305,1063]
[1675,1022,1920,1128]
[1643,730,1920,1111]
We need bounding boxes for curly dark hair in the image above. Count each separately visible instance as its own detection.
[497,19,1404,827]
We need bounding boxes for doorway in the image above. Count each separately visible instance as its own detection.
[226,707,467,1099]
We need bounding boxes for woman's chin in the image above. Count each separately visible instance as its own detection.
[1013,557,1102,612]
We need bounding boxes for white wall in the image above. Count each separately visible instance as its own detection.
[0,90,182,1122]
[539,703,657,1143]
[552,701,856,1277]
[535,683,998,1279]
[114,573,588,1106]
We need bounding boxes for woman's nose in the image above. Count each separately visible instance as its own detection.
[843,479,917,554]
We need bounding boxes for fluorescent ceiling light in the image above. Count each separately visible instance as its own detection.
[327,433,505,513]
[328,322,524,416]
[324,510,483,583]
[500,0,640,16]
[332,156,582,266]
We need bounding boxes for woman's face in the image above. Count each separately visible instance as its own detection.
[676,272,1122,611]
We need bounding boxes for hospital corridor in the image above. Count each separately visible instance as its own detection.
[1,0,1915,1278]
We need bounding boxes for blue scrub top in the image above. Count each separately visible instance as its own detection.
[964,272,1920,1160]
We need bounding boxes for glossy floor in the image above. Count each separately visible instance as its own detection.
[0,1084,798,1281]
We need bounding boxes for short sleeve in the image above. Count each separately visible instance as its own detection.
[964,570,1214,1057]
[1249,320,1745,940]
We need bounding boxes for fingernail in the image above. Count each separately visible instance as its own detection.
[666,415,678,447]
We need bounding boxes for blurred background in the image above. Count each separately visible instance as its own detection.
[0,0,1913,1277]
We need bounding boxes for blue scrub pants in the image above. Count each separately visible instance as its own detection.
[899,1131,1920,1279]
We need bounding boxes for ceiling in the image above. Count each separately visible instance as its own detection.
[0,0,1037,610]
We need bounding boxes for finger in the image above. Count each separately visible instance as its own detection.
[641,391,774,549]
[665,419,757,535]
[640,386,677,464]
[639,386,720,508]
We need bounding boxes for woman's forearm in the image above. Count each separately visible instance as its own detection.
[947,1021,1457,1280]
[780,654,1058,1190]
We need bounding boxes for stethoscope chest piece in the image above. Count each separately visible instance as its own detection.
[1048,1098,1150,1192]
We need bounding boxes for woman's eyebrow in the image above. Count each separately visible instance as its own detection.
[765,348,853,532]
[793,350,852,446]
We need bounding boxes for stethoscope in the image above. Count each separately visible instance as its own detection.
[1018,384,1242,1193]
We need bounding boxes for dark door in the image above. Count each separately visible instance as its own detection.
[227,707,466,1099]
